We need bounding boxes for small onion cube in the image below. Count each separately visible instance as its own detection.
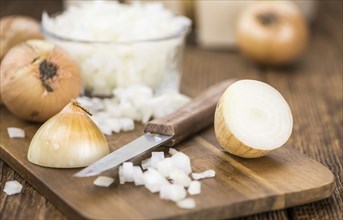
[177,198,196,209]
[120,118,135,131]
[192,169,216,180]
[7,127,25,138]
[188,181,201,195]
[119,165,125,184]
[133,166,144,186]
[3,180,23,195]
[171,152,192,174]
[123,162,134,182]
[157,158,174,177]
[168,148,178,155]
[150,152,164,168]
[143,168,169,193]
[93,176,114,187]
[141,158,151,170]
[159,184,187,202]
[169,169,191,187]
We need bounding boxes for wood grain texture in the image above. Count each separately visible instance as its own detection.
[0,1,342,220]
[0,107,335,219]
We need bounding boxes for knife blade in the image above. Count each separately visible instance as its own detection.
[74,79,235,177]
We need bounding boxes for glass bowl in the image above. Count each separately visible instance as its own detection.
[41,17,190,97]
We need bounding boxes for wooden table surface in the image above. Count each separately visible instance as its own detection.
[1,1,342,220]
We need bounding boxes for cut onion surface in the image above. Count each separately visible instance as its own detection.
[93,176,114,187]
[117,150,217,209]
[188,181,201,195]
[192,170,216,180]
[177,198,196,209]
[214,80,293,158]
[3,180,23,195]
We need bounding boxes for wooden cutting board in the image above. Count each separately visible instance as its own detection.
[0,107,335,219]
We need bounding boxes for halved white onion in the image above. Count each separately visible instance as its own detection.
[215,80,293,158]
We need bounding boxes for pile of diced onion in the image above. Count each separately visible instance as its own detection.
[77,84,190,135]
[93,148,215,209]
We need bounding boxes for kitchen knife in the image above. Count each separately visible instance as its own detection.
[74,79,235,177]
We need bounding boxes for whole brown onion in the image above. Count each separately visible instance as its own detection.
[0,40,81,122]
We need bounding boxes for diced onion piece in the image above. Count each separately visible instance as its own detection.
[120,118,135,131]
[7,127,25,138]
[123,162,134,182]
[188,181,201,195]
[119,165,125,184]
[133,166,144,186]
[141,158,151,170]
[143,168,169,193]
[168,148,178,155]
[169,169,191,187]
[192,170,216,180]
[214,80,293,158]
[150,152,164,168]
[160,184,187,202]
[3,180,23,195]
[157,158,174,177]
[176,198,196,209]
[171,152,192,174]
[93,176,114,187]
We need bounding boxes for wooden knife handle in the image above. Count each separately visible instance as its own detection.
[144,79,236,146]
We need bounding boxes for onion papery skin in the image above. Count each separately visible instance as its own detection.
[28,102,110,168]
[236,1,308,65]
[0,40,81,122]
[214,80,293,158]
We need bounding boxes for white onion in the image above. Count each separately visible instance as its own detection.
[123,162,134,182]
[176,198,196,209]
[42,3,191,96]
[133,166,144,186]
[119,166,125,184]
[214,80,293,158]
[143,168,169,193]
[157,158,174,177]
[169,169,191,187]
[141,158,151,170]
[93,176,114,187]
[171,152,192,174]
[77,85,190,135]
[188,181,201,195]
[3,180,23,195]
[7,127,25,138]
[168,148,178,155]
[150,152,165,168]
[160,184,187,202]
[192,170,216,180]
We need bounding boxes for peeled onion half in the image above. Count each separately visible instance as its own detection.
[214,80,293,158]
